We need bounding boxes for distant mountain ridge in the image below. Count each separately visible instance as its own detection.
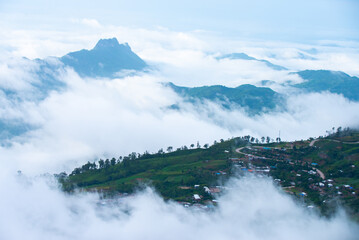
[293,70,359,101]
[166,82,284,115]
[166,69,359,115]
[1,39,359,141]
[217,53,287,71]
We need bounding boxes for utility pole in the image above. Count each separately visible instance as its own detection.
[278,130,281,142]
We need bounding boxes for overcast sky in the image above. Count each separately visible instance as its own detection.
[0,0,358,42]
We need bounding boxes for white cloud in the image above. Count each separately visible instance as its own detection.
[0,57,39,92]
[0,70,234,173]
[0,34,358,173]
[81,18,102,28]
[70,18,102,28]
[1,23,359,78]
[1,65,359,174]
[0,172,357,240]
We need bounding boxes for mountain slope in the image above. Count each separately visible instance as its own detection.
[59,130,359,217]
[167,83,284,114]
[293,70,359,101]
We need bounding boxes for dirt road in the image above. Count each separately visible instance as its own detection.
[314,168,325,180]
[310,138,359,146]
[235,147,246,155]
[309,139,319,147]
[236,145,326,179]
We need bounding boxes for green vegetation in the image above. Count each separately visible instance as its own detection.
[293,70,359,101]
[59,138,245,202]
[166,82,284,115]
[161,70,359,119]
[237,128,359,219]
[59,128,359,219]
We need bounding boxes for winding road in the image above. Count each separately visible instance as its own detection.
[314,168,325,180]
[309,138,359,147]
[236,139,356,180]
[235,147,247,155]
[308,138,359,180]
[235,144,326,180]
[309,139,319,147]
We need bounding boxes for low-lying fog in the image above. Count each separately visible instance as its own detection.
[1,172,358,240]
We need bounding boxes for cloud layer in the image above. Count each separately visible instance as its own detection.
[0,173,358,240]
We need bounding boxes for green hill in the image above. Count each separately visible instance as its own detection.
[59,129,359,218]
[293,70,359,101]
[60,139,239,202]
[166,83,284,115]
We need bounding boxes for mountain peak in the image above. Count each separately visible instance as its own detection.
[218,53,255,61]
[60,37,147,78]
[94,38,128,50]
